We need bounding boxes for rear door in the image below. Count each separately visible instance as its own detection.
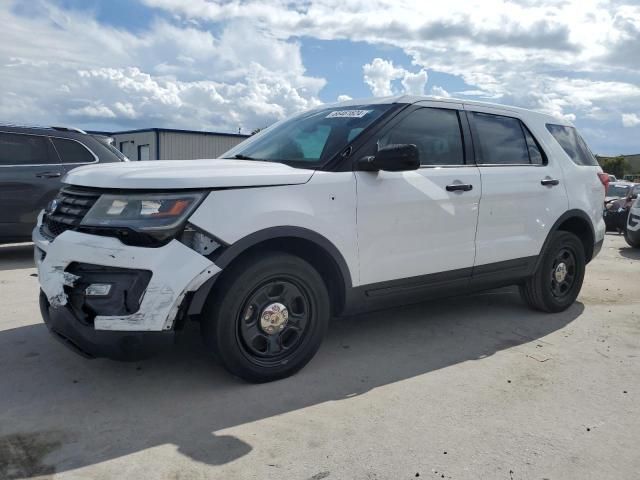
[466,106,568,270]
[355,101,481,289]
[0,131,63,242]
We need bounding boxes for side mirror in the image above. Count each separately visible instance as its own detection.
[358,144,420,172]
[631,193,638,200]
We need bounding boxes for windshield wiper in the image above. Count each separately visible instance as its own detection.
[230,154,259,160]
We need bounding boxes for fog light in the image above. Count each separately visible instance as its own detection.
[85,283,112,296]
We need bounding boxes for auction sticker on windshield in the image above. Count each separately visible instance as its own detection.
[326,110,371,118]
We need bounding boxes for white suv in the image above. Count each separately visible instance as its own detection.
[34,96,607,382]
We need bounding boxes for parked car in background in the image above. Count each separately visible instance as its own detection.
[608,174,618,182]
[604,182,640,232]
[625,194,640,248]
[33,96,606,382]
[0,125,126,244]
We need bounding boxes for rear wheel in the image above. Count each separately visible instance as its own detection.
[201,252,330,382]
[520,231,586,313]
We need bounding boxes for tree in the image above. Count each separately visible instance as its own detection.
[597,155,628,178]
[251,127,265,136]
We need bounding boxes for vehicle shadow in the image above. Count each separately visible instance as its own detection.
[0,244,34,272]
[618,246,640,260]
[0,288,583,478]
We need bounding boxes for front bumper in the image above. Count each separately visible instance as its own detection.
[40,291,174,360]
[627,208,640,243]
[33,214,220,358]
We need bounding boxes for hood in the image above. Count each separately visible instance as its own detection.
[64,159,315,190]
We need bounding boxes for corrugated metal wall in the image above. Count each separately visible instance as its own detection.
[159,132,247,160]
[111,132,157,161]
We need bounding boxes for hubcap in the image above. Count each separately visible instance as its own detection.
[260,302,289,334]
[554,262,568,283]
[236,277,311,365]
[550,248,577,299]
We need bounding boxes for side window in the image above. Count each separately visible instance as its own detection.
[546,124,599,166]
[0,132,49,166]
[50,138,95,164]
[470,112,530,165]
[377,107,464,166]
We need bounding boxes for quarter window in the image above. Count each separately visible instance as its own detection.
[377,108,465,166]
[546,124,598,166]
[471,112,531,165]
[0,132,49,166]
[50,138,95,164]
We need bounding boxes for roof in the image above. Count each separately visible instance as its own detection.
[327,95,573,126]
[105,127,250,138]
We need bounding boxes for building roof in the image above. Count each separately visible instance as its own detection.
[102,127,249,138]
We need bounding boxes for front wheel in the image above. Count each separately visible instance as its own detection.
[520,231,586,313]
[624,228,640,249]
[201,252,330,383]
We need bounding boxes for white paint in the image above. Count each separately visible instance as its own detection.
[189,171,361,284]
[63,158,315,190]
[33,224,219,331]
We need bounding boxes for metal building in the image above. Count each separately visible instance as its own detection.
[106,128,249,161]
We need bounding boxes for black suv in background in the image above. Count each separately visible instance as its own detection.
[0,125,127,244]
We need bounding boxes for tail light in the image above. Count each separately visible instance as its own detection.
[597,172,609,193]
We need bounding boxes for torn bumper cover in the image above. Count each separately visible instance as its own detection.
[33,220,220,359]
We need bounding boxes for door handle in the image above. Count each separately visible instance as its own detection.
[541,178,560,186]
[446,183,473,192]
[35,171,62,179]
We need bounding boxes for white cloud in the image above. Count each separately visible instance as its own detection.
[337,94,353,102]
[362,58,427,96]
[141,0,640,151]
[430,86,451,98]
[2,0,640,153]
[0,2,324,132]
[622,113,640,127]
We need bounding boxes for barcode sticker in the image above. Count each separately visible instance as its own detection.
[326,110,371,118]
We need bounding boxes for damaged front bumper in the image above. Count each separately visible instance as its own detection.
[33,216,220,359]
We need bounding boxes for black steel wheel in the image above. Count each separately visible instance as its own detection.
[202,252,330,382]
[520,231,586,313]
[549,247,577,299]
[237,277,312,366]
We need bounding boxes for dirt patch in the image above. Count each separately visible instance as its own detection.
[0,431,66,480]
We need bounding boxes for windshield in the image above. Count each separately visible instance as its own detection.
[607,184,630,197]
[223,104,395,168]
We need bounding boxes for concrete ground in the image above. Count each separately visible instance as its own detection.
[0,234,638,480]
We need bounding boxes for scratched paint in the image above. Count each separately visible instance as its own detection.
[33,226,220,332]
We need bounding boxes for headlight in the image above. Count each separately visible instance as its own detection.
[81,192,206,232]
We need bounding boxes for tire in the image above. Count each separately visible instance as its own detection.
[624,228,640,248]
[201,252,330,383]
[519,231,586,313]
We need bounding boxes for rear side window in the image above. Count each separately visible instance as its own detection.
[0,132,49,166]
[50,138,95,164]
[546,124,598,166]
[470,112,530,165]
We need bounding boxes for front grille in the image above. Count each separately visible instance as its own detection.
[42,186,101,239]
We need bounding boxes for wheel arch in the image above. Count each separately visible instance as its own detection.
[207,227,352,316]
[538,209,596,267]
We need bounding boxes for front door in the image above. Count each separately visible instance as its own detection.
[355,102,481,290]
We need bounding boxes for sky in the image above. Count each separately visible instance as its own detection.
[1,0,639,155]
